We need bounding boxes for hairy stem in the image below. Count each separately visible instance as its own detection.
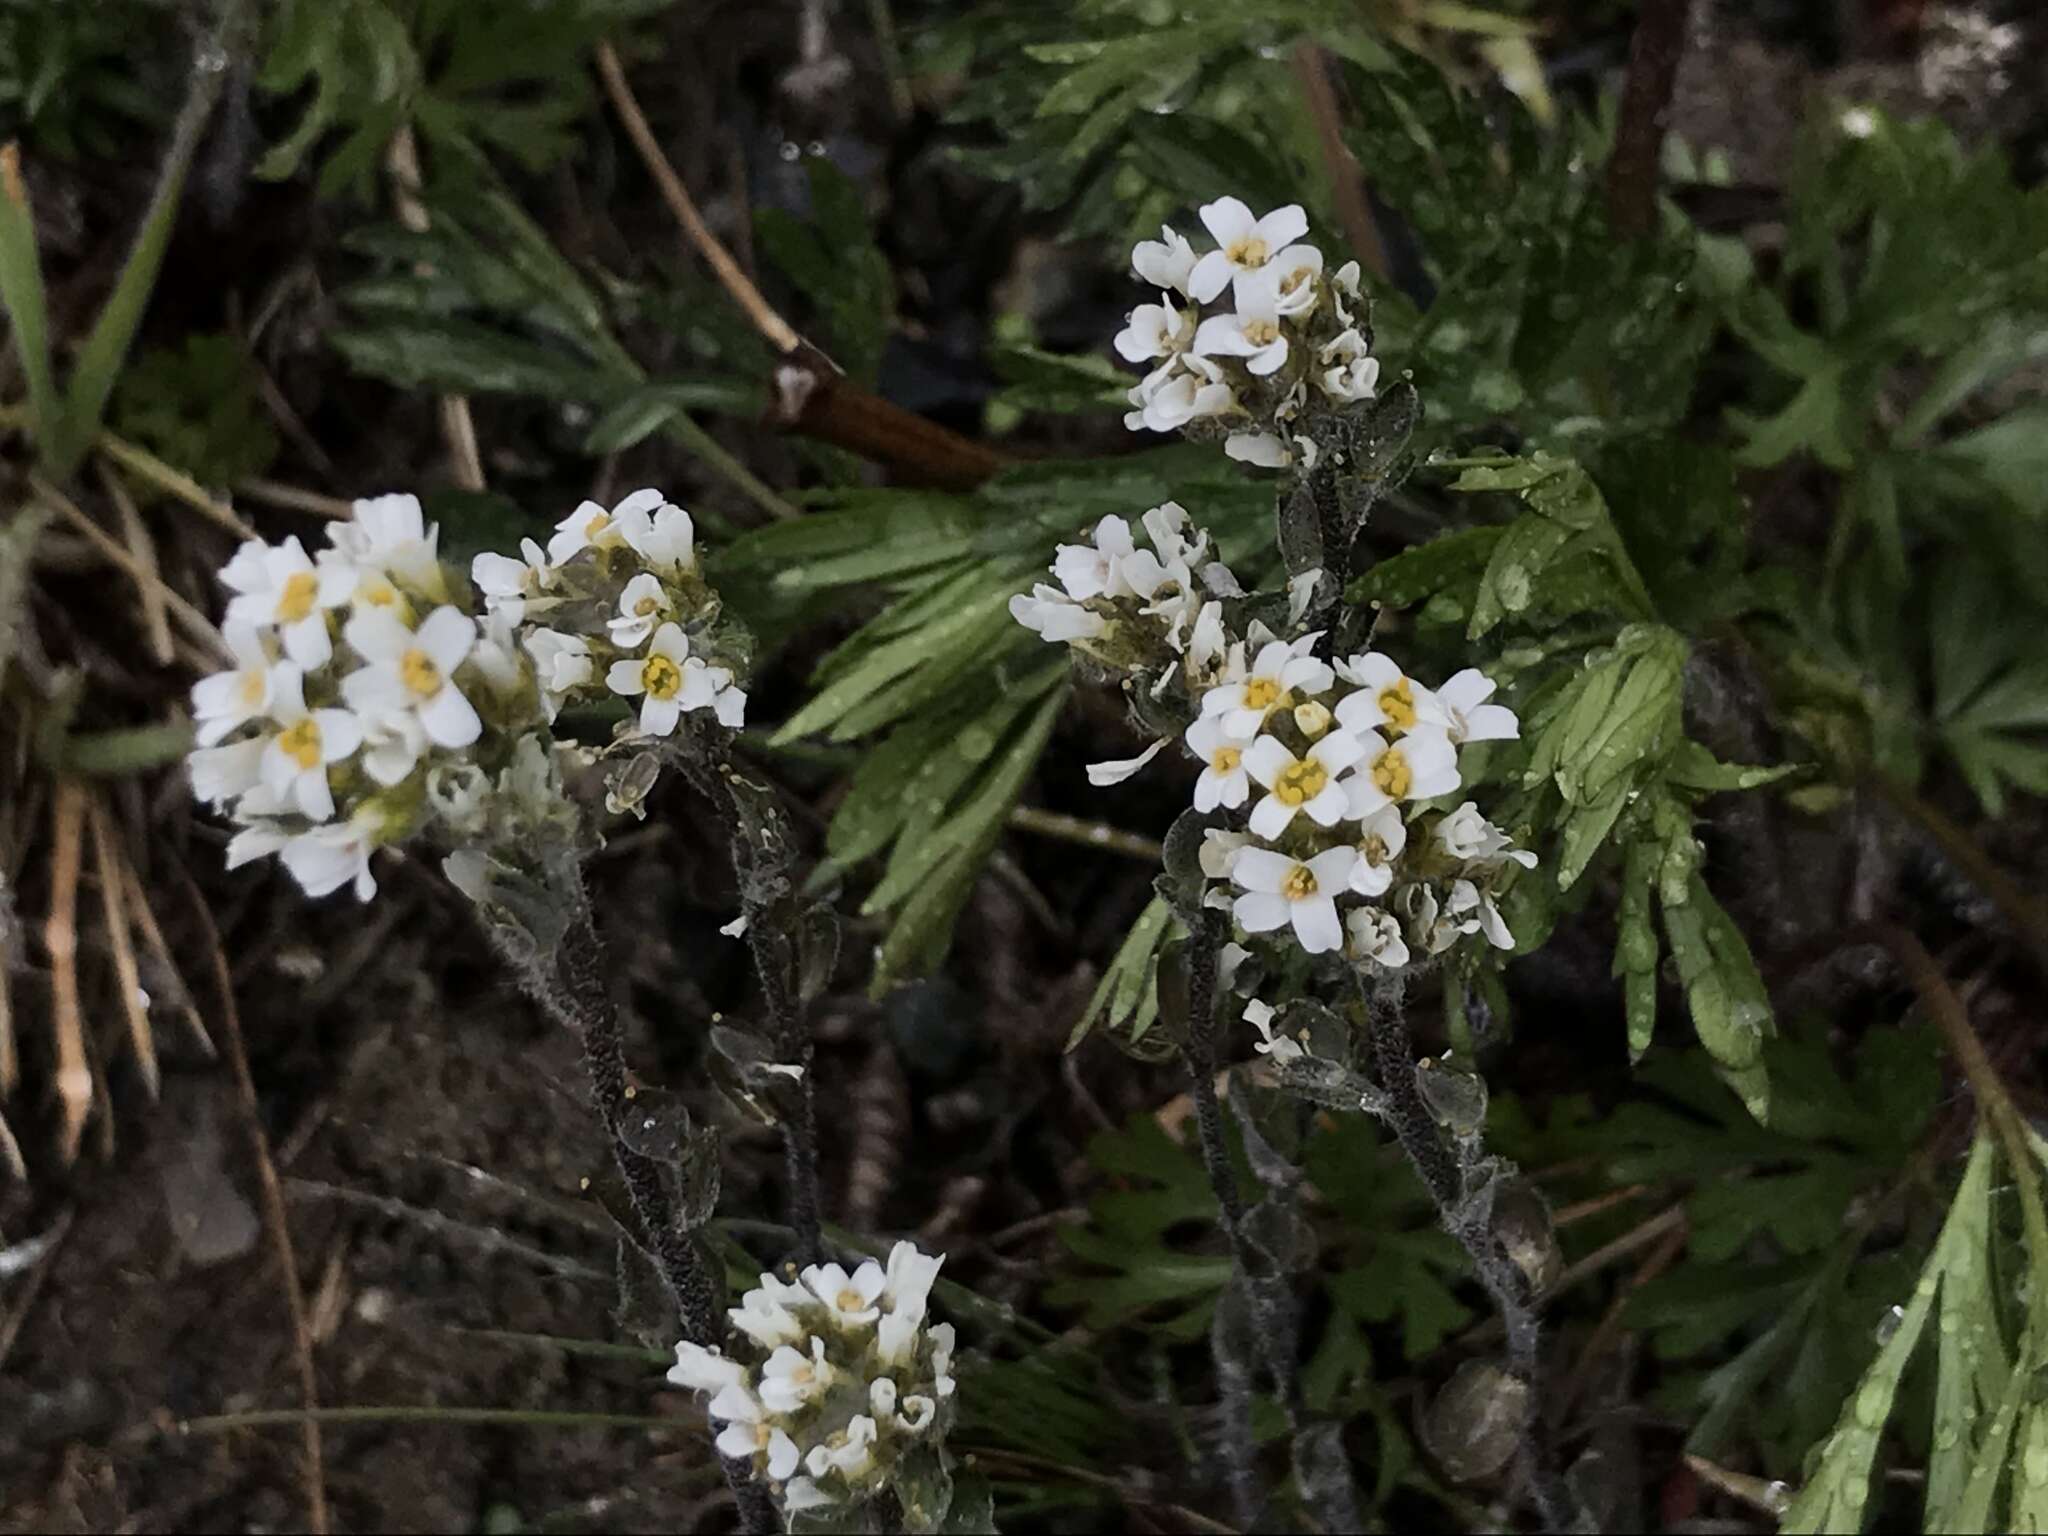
[1361,975,1585,1532]
[538,896,778,1536]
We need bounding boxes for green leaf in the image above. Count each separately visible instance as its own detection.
[1349,525,1504,609]
[1782,1135,1996,1534]
[754,158,893,386]
[1069,897,1175,1051]
[1661,875,1774,1108]
[0,145,59,462]
[581,379,763,453]
[330,317,626,401]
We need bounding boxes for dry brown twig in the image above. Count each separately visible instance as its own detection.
[44,782,91,1162]
[592,41,1006,492]
[98,461,174,666]
[30,475,233,663]
[1606,0,1694,238]
[178,864,329,1535]
[87,795,158,1097]
[1289,44,1392,284]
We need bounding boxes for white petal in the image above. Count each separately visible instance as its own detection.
[1291,896,1342,954]
[418,685,482,748]
[1086,738,1165,786]
[1234,891,1291,933]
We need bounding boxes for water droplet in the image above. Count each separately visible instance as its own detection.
[1874,1305,1906,1345]
[1854,1380,1891,1428]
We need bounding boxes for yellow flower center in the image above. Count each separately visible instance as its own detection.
[1273,758,1328,807]
[237,670,267,709]
[1281,865,1318,901]
[1210,745,1242,775]
[277,718,322,770]
[1227,235,1270,268]
[399,649,442,697]
[790,1361,813,1386]
[1280,265,1312,295]
[752,1423,772,1450]
[836,1288,866,1312]
[584,512,609,540]
[1242,319,1280,347]
[1241,677,1284,712]
[275,571,319,624]
[642,654,683,700]
[635,594,660,616]
[1371,747,1412,799]
[1293,701,1331,738]
[1378,680,1418,732]
[359,577,398,608]
[1360,833,1389,864]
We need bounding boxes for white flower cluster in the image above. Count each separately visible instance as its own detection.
[1008,501,1238,715]
[1189,641,1533,967]
[188,488,747,900]
[1117,197,1378,469]
[669,1242,957,1520]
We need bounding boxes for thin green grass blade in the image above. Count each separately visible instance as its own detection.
[0,144,61,463]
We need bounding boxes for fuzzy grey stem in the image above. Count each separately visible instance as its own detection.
[546,905,779,1536]
[1361,974,1587,1533]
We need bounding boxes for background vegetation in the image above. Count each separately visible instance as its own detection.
[1,0,2045,1531]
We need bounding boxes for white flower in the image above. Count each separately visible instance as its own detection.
[711,677,747,730]
[669,1341,749,1396]
[1262,243,1324,315]
[1333,652,1442,736]
[1114,297,1196,365]
[1187,600,1228,679]
[1188,198,1309,303]
[1199,828,1249,880]
[1245,997,1302,1063]
[1448,878,1515,950]
[1132,224,1199,296]
[1434,667,1521,745]
[604,622,722,737]
[1126,355,1236,432]
[1184,715,1252,811]
[546,496,633,564]
[1332,258,1364,325]
[280,816,378,901]
[1287,569,1324,627]
[713,1397,801,1482]
[470,538,556,622]
[1243,731,1365,838]
[801,1258,887,1326]
[1087,738,1166,787]
[257,665,362,821]
[191,623,279,746]
[883,1240,945,1328]
[1346,907,1410,968]
[759,1336,834,1414]
[607,571,673,648]
[1225,430,1291,468]
[1436,802,1538,868]
[1010,584,1105,643]
[613,490,696,573]
[804,1415,878,1481]
[1232,846,1358,955]
[1053,516,1137,600]
[782,1477,835,1513]
[1193,271,1289,376]
[356,706,427,787]
[341,606,483,750]
[896,1394,937,1433]
[334,493,445,598]
[221,536,353,668]
[523,628,594,721]
[1203,637,1334,737]
[1345,726,1460,817]
[1140,501,1206,568]
[189,738,266,808]
[1350,804,1408,896]
[468,611,526,697]
[1318,327,1380,401]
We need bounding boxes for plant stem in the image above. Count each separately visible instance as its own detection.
[540,895,779,1536]
[1866,773,2048,983]
[1360,975,1585,1533]
[1289,43,1391,284]
[1605,0,1692,239]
